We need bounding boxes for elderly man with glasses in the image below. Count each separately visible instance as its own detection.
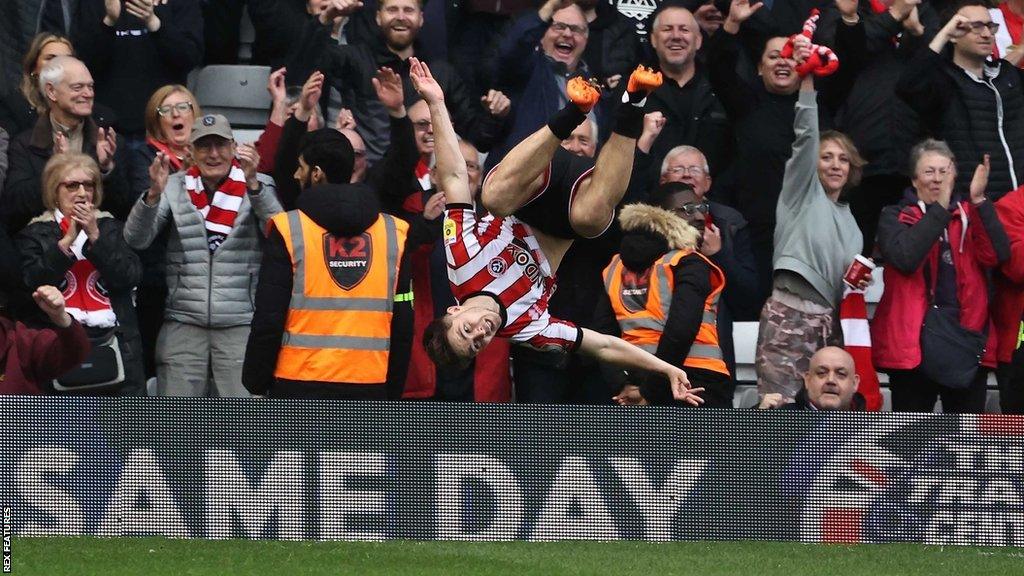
[898,0,1024,201]
[3,56,130,233]
[660,145,759,377]
[124,114,282,397]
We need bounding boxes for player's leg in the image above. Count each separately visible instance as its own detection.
[569,66,662,239]
[482,78,600,217]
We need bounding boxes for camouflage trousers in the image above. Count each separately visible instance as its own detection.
[755,289,842,402]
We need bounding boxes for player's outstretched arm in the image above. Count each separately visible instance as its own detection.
[409,57,472,205]
[577,328,704,406]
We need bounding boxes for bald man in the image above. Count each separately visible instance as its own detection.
[759,346,862,410]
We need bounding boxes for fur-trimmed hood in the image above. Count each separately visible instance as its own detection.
[618,203,700,250]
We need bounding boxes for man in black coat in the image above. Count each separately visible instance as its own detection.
[642,3,733,178]
[3,56,129,233]
[897,1,1024,200]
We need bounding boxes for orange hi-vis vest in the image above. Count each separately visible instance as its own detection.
[602,249,729,376]
[270,210,408,384]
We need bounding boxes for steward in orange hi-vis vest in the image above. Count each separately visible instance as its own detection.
[597,203,732,406]
[270,207,408,385]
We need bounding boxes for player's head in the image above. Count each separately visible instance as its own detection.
[423,305,502,368]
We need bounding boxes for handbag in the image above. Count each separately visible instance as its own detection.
[52,328,125,392]
[917,252,985,389]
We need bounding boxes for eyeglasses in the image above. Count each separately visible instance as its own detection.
[59,180,96,193]
[156,102,194,117]
[66,82,94,93]
[550,21,587,35]
[964,20,1000,34]
[412,119,432,132]
[664,165,707,177]
[673,201,710,216]
[920,167,952,178]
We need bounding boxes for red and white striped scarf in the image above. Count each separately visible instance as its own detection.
[55,210,116,329]
[840,289,882,411]
[185,160,247,252]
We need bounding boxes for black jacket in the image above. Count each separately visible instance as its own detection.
[897,48,1024,200]
[16,213,145,394]
[706,28,801,242]
[74,0,203,135]
[3,113,131,233]
[643,68,733,179]
[242,184,416,399]
[582,1,641,82]
[818,5,939,178]
[288,18,504,162]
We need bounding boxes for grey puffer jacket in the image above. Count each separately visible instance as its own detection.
[123,172,282,328]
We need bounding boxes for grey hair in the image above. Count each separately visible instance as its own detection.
[909,138,955,174]
[37,56,71,94]
[660,145,709,176]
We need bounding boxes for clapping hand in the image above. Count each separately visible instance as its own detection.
[970,154,991,205]
[96,127,117,172]
[372,67,405,117]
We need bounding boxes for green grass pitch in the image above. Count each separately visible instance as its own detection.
[8,537,1024,575]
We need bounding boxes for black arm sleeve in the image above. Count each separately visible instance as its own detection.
[705,29,758,121]
[639,255,712,405]
[876,203,950,273]
[273,116,309,211]
[368,115,419,215]
[385,244,415,400]
[242,228,293,395]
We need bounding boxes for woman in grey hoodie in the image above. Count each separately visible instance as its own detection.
[754,71,866,403]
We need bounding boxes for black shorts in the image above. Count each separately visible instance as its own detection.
[510,148,598,240]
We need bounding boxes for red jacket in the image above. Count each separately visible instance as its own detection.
[872,200,999,370]
[0,317,90,395]
[994,186,1024,363]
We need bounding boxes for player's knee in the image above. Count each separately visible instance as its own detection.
[569,205,613,239]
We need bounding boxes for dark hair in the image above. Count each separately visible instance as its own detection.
[298,129,354,184]
[648,181,696,208]
[941,0,988,25]
[423,315,471,370]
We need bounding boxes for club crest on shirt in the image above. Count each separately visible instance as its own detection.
[323,232,372,290]
[488,257,507,277]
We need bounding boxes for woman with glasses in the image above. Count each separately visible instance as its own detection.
[16,153,144,395]
[754,63,867,405]
[136,85,200,192]
[872,140,1008,413]
[127,85,201,383]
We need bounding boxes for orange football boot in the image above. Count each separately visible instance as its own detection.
[567,76,601,114]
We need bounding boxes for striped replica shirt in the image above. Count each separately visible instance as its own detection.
[443,203,582,353]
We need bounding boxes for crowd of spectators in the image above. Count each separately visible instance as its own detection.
[2,0,1024,414]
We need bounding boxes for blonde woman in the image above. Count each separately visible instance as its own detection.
[16,153,144,395]
[131,85,201,380]
[0,33,73,135]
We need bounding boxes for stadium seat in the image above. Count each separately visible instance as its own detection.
[188,65,271,129]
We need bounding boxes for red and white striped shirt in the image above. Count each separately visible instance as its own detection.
[443,203,582,353]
